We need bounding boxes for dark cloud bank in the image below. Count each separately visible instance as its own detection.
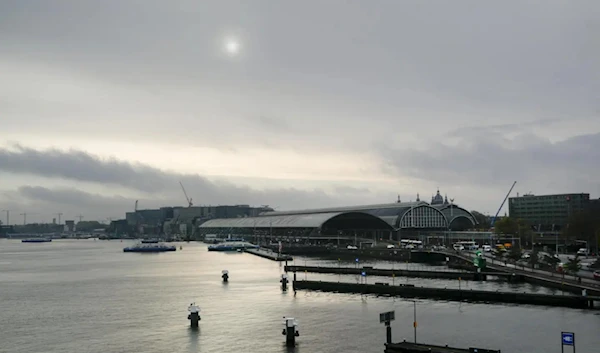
[0,144,367,219]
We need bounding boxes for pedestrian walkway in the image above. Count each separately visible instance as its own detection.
[445,250,600,294]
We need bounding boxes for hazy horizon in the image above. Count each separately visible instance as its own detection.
[1,1,598,223]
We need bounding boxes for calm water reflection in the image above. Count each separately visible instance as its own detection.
[0,239,598,353]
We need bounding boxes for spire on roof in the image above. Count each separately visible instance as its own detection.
[416,193,420,202]
[397,194,401,203]
[432,188,444,205]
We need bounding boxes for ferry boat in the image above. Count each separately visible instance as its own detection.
[207,241,259,252]
[123,242,176,253]
[21,238,52,243]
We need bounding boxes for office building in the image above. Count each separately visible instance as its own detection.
[508,193,589,231]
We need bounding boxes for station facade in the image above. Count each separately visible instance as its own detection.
[198,189,477,242]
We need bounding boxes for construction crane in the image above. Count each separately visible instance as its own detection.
[54,212,63,224]
[179,181,193,207]
[1,209,9,225]
[490,181,517,227]
[20,212,38,225]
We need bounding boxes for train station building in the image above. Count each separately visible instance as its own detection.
[197,189,477,242]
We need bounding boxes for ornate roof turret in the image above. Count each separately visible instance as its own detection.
[416,193,420,202]
[397,194,401,203]
[431,188,444,205]
[444,194,449,205]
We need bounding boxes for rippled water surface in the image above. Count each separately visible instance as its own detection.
[1,239,599,353]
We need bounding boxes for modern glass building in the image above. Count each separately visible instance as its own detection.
[508,193,590,231]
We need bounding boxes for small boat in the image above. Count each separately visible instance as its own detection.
[123,242,176,252]
[21,238,52,243]
[208,241,259,252]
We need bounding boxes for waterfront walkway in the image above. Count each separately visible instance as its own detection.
[446,250,600,295]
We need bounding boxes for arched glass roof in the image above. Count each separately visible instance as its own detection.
[199,211,393,229]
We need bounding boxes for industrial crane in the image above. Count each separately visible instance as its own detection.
[490,181,517,227]
[179,182,193,207]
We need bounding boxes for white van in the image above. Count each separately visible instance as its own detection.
[482,245,492,252]
[453,243,465,251]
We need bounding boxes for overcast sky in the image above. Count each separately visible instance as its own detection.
[1,0,598,224]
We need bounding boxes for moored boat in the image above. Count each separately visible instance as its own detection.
[123,242,176,252]
[208,241,259,252]
[22,238,52,243]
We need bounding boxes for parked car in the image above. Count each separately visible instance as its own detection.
[453,244,464,251]
[577,248,589,256]
[593,271,600,280]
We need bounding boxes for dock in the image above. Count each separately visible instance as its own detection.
[292,280,599,309]
[385,341,500,353]
[284,265,519,281]
[244,248,293,261]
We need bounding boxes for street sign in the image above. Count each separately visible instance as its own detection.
[561,331,575,353]
[562,332,574,346]
[361,271,366,277]
[379,311,395,323]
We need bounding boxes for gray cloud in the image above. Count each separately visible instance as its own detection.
[0,144,172,192]
[4,186,163,222]
[17,186,129,209]
[381,131,600,195]
[0,144,381,214]
[0,1,599,218]
[1,1,598,152]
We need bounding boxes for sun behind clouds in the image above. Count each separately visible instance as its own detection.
[224,38,240,56]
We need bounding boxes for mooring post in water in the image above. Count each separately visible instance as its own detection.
[292,271,297,291]
[187,303,201,328]
[282,317,299,346]
[281,274,289,291]
[379,310,395,344]
[222,270,229,282]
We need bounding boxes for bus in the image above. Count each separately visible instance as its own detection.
[399,239,423,249]
[454,241,479,250]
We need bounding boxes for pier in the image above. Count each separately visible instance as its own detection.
[244,248,293,261]
[284,265,520,281]
[292,280,598,309]
[385,341,500,353]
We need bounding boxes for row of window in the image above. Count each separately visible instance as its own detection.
[399,207,447,228]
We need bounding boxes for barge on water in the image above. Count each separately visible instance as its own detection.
[21,238,52,243]
[123,242,176,253]
[208,241,259,252]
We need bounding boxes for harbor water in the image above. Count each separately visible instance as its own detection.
[1,239,599,353]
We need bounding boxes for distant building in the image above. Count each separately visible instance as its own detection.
[123,204,274,236]
[108,219,129,235]
[588,198,600,213]
[508,193,590,231]
[64,220,75,232]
